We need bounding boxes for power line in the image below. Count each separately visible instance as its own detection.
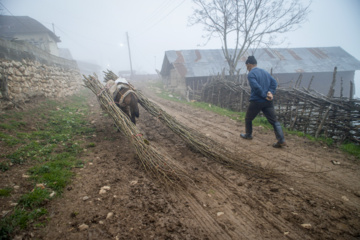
[138,0,175,26]
[0,2,29,28]
[132,0,186,38]
[0,2,15,16]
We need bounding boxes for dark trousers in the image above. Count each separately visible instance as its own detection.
[245,101,285,143]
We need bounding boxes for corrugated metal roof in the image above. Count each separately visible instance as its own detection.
[161,47,360,78]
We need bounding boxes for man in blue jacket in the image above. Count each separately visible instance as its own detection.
[240,56,286,148]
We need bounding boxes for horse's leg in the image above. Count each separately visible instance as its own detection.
[131,94,139,118]
[129,94,139,125]
[126,105,136,124]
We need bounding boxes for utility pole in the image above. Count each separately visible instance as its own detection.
[126,32,134,78]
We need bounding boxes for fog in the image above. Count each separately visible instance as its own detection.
[1,0,360,96]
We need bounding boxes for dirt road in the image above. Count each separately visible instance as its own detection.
[20,82,360,239]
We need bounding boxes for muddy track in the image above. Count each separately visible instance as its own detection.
[20,84,360,240]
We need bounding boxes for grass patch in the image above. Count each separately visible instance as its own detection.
[7,142,56,164]
[0,89,95,239]
[86,142,96,148]
[0,162,10,172]
[29,154,78,193]
[0,121,26,130]
[0,132,22,146]
[0,187,12,197]
[0,208,48,237]
[340,142,360,158]
[18,188,51,209]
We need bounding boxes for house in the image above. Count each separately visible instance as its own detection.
[0,15,61,56]
[160,47,360,98]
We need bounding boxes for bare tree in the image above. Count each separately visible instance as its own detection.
[189,0,311,78]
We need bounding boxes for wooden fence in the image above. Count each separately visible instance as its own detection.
[195,72,360,143]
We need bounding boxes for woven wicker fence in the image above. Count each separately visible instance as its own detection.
[199,78,360,143]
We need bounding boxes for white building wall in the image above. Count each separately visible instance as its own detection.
[13,32,59,57]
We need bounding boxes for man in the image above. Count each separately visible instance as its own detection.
[240,56,286,148]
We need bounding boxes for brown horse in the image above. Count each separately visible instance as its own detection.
[105,80,139,124]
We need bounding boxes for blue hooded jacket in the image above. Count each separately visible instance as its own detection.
[247,67,277,102]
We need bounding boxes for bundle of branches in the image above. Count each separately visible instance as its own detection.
[132,88,266,177]
[103,69,118,82]
[83,74,189,185]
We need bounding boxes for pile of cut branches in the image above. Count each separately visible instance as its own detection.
[83,74,189,184]
[103,70,118,82]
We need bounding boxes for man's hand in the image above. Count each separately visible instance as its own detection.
[266,91,273,101]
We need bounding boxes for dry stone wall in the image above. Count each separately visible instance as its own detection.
[0,39,83,110]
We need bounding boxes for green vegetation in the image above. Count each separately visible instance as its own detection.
[18,188,51,209]
[149,80,360,159]
[0,90,95,239]
[0,187,12,197]
[0,162,10,172]
[340,142,360,158]
[86,142,96,148]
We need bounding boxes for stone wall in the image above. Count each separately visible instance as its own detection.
[0,38,83,110]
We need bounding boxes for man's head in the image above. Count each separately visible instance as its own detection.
[245,56,257,71]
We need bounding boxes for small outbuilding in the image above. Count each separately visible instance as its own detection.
[160,47,360,99]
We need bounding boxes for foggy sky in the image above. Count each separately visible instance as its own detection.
[1,0,360,96]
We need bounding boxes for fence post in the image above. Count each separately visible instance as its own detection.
[350,81,354,100]
[307,76,314,90]
[327,67,337,98]
[315,104,332,138]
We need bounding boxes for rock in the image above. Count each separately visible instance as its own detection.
[217,212,224,217]
[36,183,46,189]
[130,180,138,185]
[2,210,11,217]
[78,224,89,231]
[341,196,349,201]
[22,174,30,178]
[99,185,111,194]
[331,160,341,165]
[83,196,90,201]
[301,223,312,229]
[106,212,114,219]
